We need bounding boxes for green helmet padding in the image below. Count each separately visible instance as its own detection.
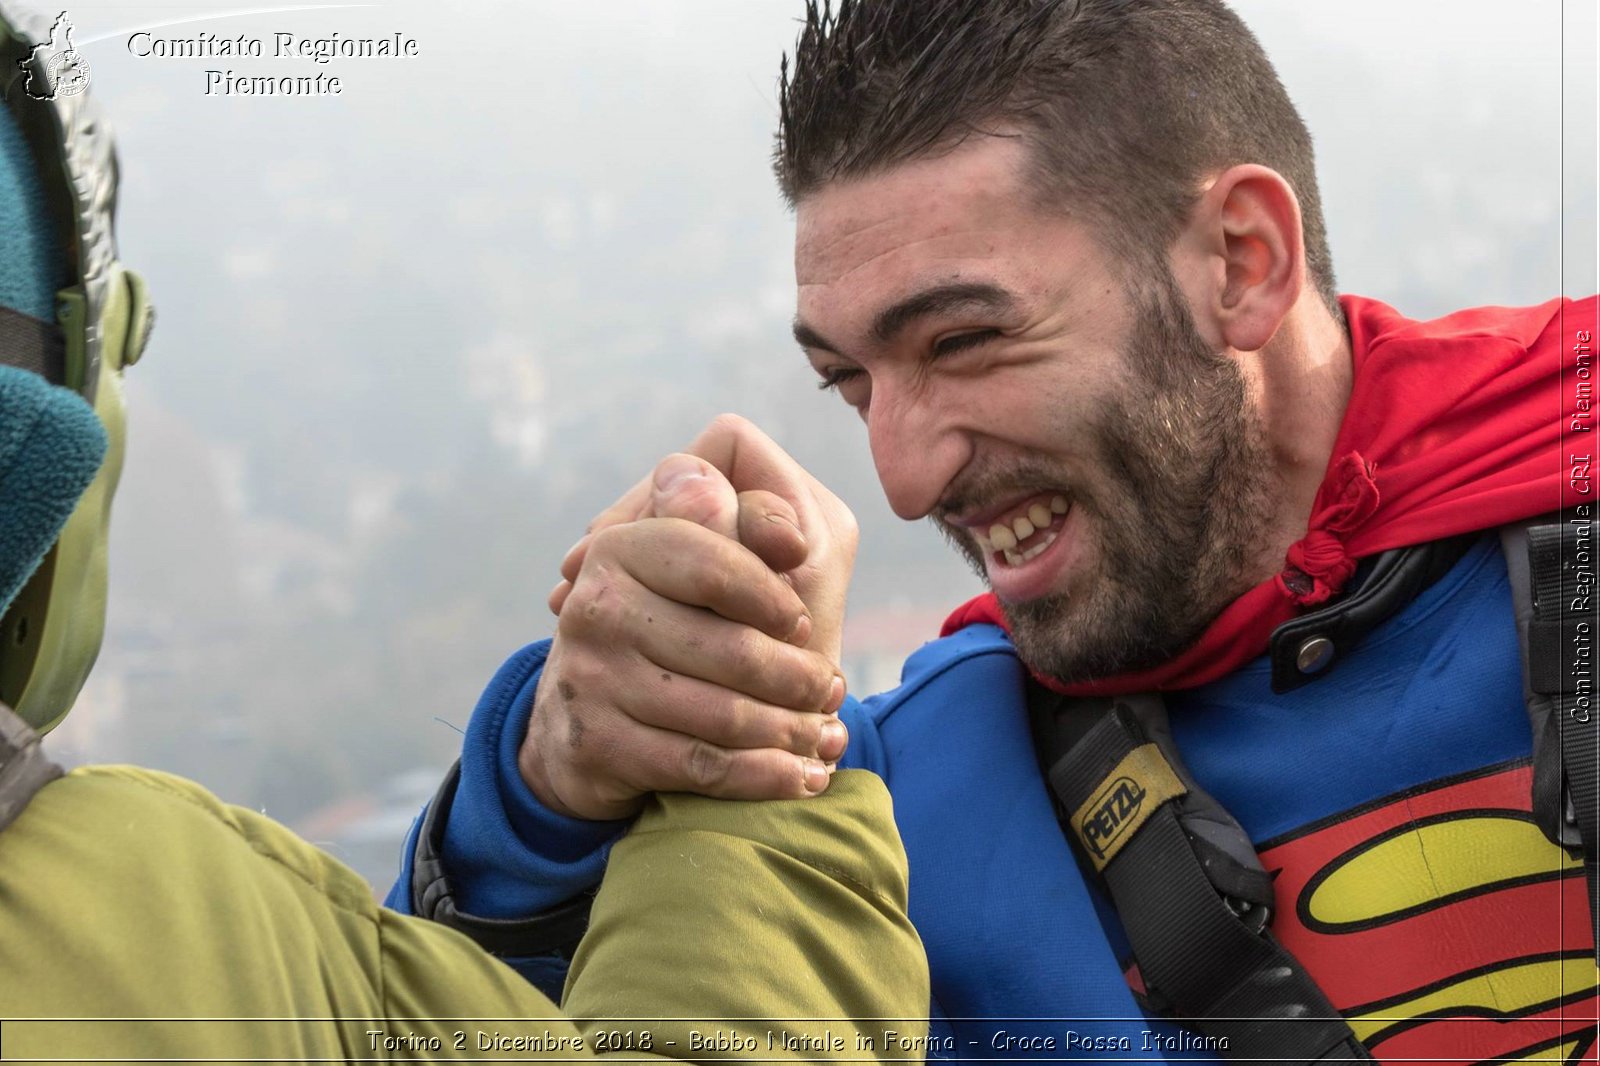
[0,270,139,732]
[0,3,154,731]
[0,367,106,615]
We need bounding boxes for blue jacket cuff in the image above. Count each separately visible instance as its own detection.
[439,639,630,918]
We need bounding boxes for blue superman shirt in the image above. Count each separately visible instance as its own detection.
[393,536,1592,1063]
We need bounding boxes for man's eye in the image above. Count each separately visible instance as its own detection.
[933,330,1001,357]
[816,367,864,392]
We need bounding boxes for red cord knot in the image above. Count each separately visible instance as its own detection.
[1278,452,1380,607]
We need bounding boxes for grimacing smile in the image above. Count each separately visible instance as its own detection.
[970,493,1070,567]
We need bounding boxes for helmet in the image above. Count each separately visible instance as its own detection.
[0,2,154,732]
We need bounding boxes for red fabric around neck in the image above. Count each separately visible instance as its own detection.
[941,294,1598,695]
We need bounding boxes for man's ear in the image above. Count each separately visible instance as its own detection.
[1171,164,1306,354]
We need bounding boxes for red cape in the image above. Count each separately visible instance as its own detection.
[942,294,1599,695]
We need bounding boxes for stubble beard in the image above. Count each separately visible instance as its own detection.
[938,272,1277,684]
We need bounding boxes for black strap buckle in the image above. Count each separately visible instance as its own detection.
[1224,894,1271,936]
[1561,789,1585,851]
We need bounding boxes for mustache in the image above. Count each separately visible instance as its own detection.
[929,513,989,585]
[928,460,1083,586]
[930,460,1078,525]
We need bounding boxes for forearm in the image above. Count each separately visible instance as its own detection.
[564,771,928,1060]
[389,641,630,995]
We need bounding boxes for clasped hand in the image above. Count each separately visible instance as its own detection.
[521,415,859,821]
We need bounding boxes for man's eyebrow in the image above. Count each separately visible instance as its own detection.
[870,282,1017,344]
[792,320,839,354]
[792,281,1018,357]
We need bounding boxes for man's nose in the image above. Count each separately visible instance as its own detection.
[866,392,965,521]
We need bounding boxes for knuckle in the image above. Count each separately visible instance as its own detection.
[708,412,752,438]
[560,586,602,638]
[798,654,834,708]
[729,698,794,751]
[711,696,754,745]
[707,537,749,588]
[564,580,632,644]
[699,558,737,605]
[728,627,774,686]
[836,503,860,547]
[774,648,825,707]
[819,494,860,553]
[543,674,616,748]
[757,752,807,800]
[557,652,607,698]
[585,523,630,563]
[684,740,733,791]
[767,585,806,634]
[789,756,814,796]
[685,541,744,607]
[780,710,817,754]
[776,650,830,711]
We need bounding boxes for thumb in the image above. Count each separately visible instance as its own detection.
[649,453,738,540]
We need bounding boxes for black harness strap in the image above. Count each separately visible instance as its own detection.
[0,700,61,833]
[1038,693,1372,1063]
[0,305,66,385]
[1524,519,1600,955]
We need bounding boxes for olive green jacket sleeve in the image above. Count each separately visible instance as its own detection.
[0,765,926,1063]
[566,773,929,1055]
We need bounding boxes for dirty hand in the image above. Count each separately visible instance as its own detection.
[524,415,859,820]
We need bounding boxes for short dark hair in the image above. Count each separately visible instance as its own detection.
[775,0,1339,313]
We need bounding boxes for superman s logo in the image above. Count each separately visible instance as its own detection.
[1259,763,1599,1064]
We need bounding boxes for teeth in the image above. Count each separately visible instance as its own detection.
[997,528,1060,568]
[1022,529,1059,561]
[989,523,1018,551]
[977,495,1070,565]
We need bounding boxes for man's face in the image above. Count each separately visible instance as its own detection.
[793,134,1275,681]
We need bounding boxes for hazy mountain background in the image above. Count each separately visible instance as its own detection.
[34,0,1594,887]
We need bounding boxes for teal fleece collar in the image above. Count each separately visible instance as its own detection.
[0,365,106,615]
[0,100,61,322]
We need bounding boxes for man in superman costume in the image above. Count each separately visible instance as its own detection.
[391,0,1600,1062]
